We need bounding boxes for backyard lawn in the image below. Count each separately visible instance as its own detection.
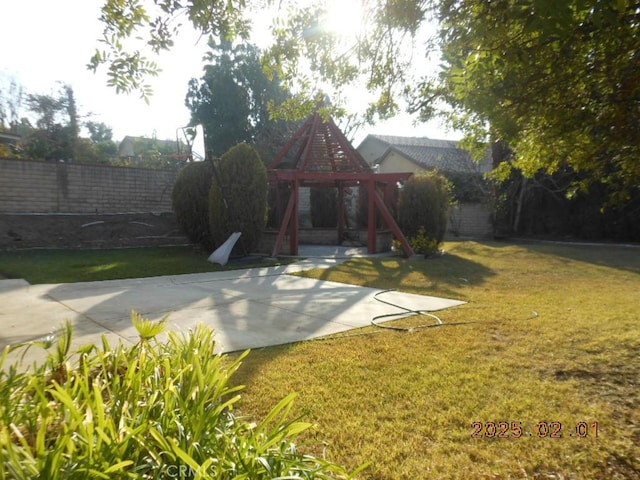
[0,246,288,284]
[230,241,639,479]
[0,240,638,478]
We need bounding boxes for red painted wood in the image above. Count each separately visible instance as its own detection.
[368,178,376,254]
[268,105,415,257]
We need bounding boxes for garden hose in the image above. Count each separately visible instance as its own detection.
[371,289,472,332]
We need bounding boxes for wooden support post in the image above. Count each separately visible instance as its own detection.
[338,184,344,240]
[367,178,376,254]
[372,189,415,257]
[384,182,395,210]
[290,179,299,255]
[271,185,296,258]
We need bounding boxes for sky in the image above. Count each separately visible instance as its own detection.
[0,0,460,147]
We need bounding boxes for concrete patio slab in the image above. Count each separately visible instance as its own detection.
[0,255,466,367]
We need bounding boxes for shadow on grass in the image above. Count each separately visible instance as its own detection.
[0,247,293,284]
[522,241,640,276]
[301,250,496,301]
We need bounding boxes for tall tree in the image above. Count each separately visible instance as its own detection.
[433,0,640,205]
[94,0,640,204]
[85,121,114,144]
[78,121,118,164]
[0,78,23,131]
[185,40,294,159]
[24,84,80,161]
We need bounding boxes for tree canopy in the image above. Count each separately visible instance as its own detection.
[184,40,294,159]
[93,0,640,204]
[435,0,640,204]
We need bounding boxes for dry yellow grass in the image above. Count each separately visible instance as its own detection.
[231,240,639,479]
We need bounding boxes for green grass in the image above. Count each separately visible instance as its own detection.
[0,246,288,284]
[229,241,640,479]
[1,240,638,478]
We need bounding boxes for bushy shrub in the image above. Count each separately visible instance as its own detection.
[409,226,441,257]
[397,171,453,250]
[209,143,267,254]
[172,161,215,250]
[0,313,359,479]
[310,187,338,228]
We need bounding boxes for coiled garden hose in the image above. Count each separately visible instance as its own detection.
[371,289,472,332]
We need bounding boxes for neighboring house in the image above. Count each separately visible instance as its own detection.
[118,136,186,168]
[118,136,180,158]
[356,134,494,237]
[0,131,22,155]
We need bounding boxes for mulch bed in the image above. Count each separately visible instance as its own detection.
[0,213,189,250]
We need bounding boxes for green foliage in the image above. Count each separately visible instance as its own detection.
[90,0,250,101]
[493,167,640,241]
[0,312,356,479]
[92,0,640,209]
[22,85,79,161]
[265,1,427,125]
[397,171,452,244]
[435,0,640,206]
[172,161,215,250]
[185,40,297,160]
[209,144,267,254]
[444,171,490,204]
[5,83,118,164]
[392,227,441,257]
[408,226,441,257]
[115,136,186,170]
[310,187,338,228]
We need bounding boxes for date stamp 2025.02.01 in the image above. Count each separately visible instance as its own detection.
[471,421,599,439]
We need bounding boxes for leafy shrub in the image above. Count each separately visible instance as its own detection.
[397,171,453,246]
[209,144,267,254]
[409,226,441,257]
[444,171,490,203]
[310,187,338,228]
[172,161,215,250]
[0,313,359,479]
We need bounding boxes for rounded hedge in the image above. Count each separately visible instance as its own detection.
[209,143,267,254]
[172,161,215,250]
[397,171,453,245]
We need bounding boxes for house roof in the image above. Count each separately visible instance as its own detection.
[0,131,21,144]
[118,136,180,157]
[359,134,492,173]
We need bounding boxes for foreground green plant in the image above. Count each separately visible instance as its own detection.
[0,313,359,479]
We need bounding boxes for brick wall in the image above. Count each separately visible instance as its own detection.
[0,158,178,213]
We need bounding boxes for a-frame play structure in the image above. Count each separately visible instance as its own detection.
[268,107,415,257]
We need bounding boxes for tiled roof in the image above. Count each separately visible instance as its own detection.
[369,135,458,150]
[367,135,491,173]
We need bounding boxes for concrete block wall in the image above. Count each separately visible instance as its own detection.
[0,158,178,213]
[258,229,392,254]
[448,202,493,238]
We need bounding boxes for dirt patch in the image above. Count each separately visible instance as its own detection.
[0,213,189,250]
